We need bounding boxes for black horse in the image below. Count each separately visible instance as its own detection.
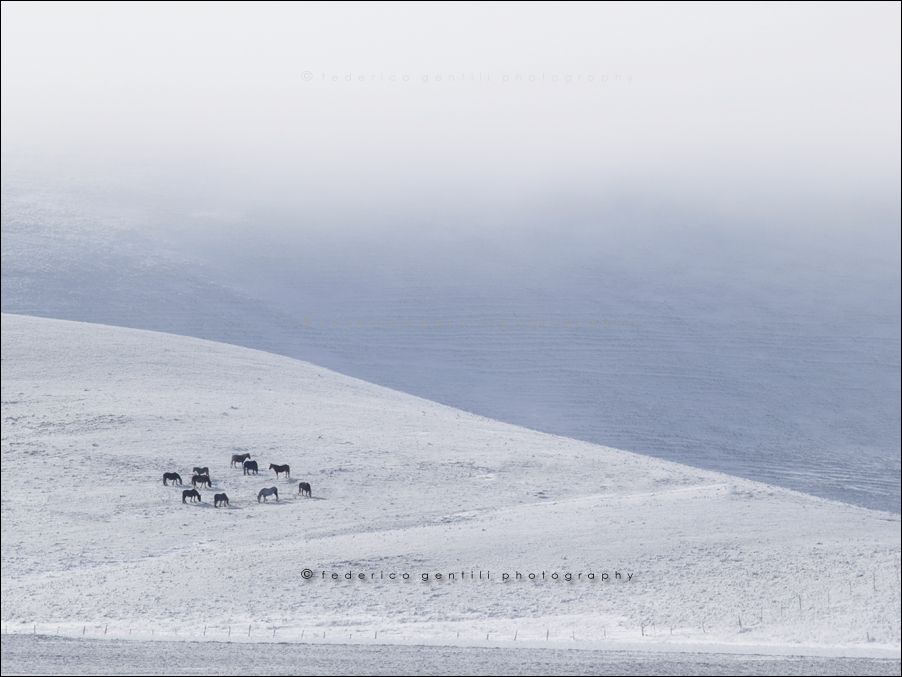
[192,474,212,488]
[243,460,259,475]
[163,472,182,486]
[192,466,210,477]
[182,489,201,503]
[298,481,311,497]
[269,463,290,479]
[214,493,229,507]
[231,453,251,468]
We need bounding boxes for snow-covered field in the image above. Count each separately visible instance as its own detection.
[2,313,899,663]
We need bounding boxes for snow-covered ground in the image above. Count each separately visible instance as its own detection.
[3,635,900,676]
[2,313,899,660]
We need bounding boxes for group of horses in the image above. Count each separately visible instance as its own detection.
[181,489,229,506]
[163,467,211,487]
[162,453,313,506]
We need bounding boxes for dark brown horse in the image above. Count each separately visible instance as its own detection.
[193,466,210,477]
[298,481,311,497]
[214,493,229,507]
[269,463,290,479]
[182,489,201,503]
[192,474,212,488]
[243,460,259,475]
[163,472,182,486]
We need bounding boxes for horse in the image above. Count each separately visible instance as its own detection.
[298,481,311,497]
[231,453,251,468]
[243,460,259,475]
[258,487,279,502]
[182,489,201,503]
[163,472,182,486]
[192,474,212,488]
[193,466,209,477]
[269,463,290,479]
[214,493,229,507]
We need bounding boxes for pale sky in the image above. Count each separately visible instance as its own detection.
[2,2,900,213]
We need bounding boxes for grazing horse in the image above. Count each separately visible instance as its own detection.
[163,472,182,486]
[214,493,229,507]
[269,463,290,479]
[231,453,251,468]
[182,489,201,503]
[192,474,212,488]
[243,460,259,475]
[258,487,279,502]
[193,466,209,477]
[298,481,311,497]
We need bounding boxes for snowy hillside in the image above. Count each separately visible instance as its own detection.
[3,176,899,515]
[1,313,899,656]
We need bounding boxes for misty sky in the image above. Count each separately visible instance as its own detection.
[2,2,900,215]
